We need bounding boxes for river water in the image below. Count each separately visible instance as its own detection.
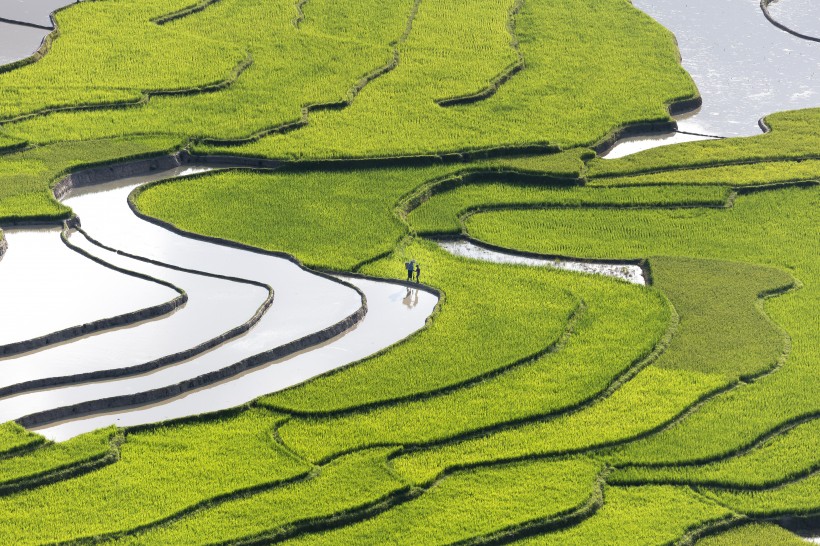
[605,0,820,156]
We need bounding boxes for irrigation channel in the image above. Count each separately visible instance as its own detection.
[0,0,814,441]
[604,0,820,157]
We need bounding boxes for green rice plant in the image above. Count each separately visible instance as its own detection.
[0,409,309,544]
[276,255,790,464]
[134,164,460,270]
[392,366,727,485]
[695,523,807,546]
[109,448,406,545]
[261,240,578,414]
[0,0,246,121]
[4,0,415,145]
[277,271,669,463]
[0,136,182,221]
[0,422,44,457]
[197,0,696,159]
[701,472,820,517]
[609,418,820,488]
[0,427,117,492]
[279,458,602,545]
[462,186,819,468]
[511,485,733,545]
[591,159,820,187]
[588,108,820,178]
[408,183,730,236]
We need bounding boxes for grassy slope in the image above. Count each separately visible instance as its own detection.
[0,0,245,120]
[695,523,807,546]
[0,427,116,489]
[4,0,415,145]
[0,136,182,221]
[0,423,44,457]
[588,108,820,177]
[466,187,819,472]
[610,418,820,488]
[280,458,602,545]
[0,410,308,544]
[111,448,406,545]
[390,255,792,485]
[262,240,578,413]
[198,0,695,158]
[512,485,732,546]
[276,266,668,463]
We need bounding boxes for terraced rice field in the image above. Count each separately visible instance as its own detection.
[0,0,818,543]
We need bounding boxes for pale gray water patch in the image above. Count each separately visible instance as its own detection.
[0,0,75,27]
[0,166,364,424]
[35,276,438,441]
[439,240,645,285]
[631,0,820,138]
[64,171,363,345]
[0,230,268,392]
[601,131,717,159]
[0,21,48,65]
[0,228,176,347]
[766,0,820,40]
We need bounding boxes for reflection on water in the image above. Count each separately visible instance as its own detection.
[0,22,48,65]
[601,131,717,159]
[766,0,820,40]
[0,0,76,27]
[0,228,176,347]
[632,0,820,138]
[439,240,646,285]
[34,276,438,441]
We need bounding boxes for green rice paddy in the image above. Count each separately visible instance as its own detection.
[0,0,817,542]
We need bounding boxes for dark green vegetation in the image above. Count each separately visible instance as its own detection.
[0,0,817,543]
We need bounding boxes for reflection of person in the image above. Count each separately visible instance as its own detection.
[414,263,421,283]
[405,260,415,281]
[402,287,419,308]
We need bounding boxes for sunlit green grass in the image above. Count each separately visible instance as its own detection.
[0,423,44,457]
[702,471,820,517]
[466,187,819,470]
[281,458,601,545]
[277,268,669,463]
[695,523,807,546]
[512,485,733,546]
[197,0,695,159]
[110,448,405,545]
[588,108,820,177]
[0,0,245,121]
[591,159,820,187]
[0,410,308,544]
[0,427,116,490]
[610,418,820,488]
[0,136,182,222]
[262,240,578,414]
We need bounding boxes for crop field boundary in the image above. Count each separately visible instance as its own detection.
[759,0,820,43]
[0,227,188,361]
[672,514,748,546]
[0,17,53,31]
[0,432,122,498]
[151,0,226,25]
[591,96,701,156]
[264,298,586,423]
[0,53,253,127]
[14,289,366,428]
[589,153,820,180]
[0,224,277,399]
[198,0,423,148]
[434,0,525,107]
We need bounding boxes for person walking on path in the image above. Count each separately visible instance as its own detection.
[414,262,421,283]
[405,260,415,281]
